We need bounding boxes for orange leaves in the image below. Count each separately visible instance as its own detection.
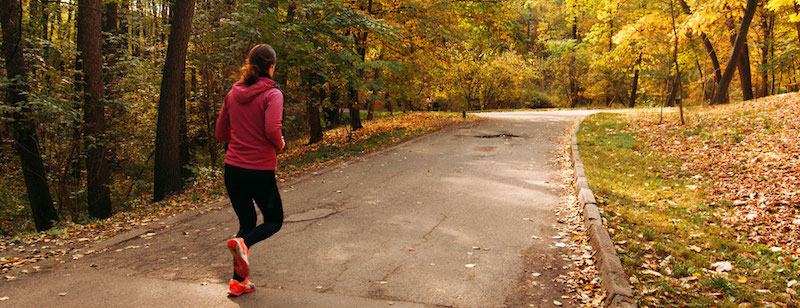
[629,93,800,251]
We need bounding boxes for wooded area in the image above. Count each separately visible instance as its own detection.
[1,0,799,233]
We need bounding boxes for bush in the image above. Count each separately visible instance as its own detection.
[523,91,556,109]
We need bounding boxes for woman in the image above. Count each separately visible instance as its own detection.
[215,44,285,297]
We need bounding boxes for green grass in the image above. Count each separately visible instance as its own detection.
[578,113,800,307]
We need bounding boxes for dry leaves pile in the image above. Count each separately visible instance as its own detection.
[629,93,800,252]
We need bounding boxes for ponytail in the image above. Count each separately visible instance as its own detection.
[242,64,262,86]
[240,44,277,86]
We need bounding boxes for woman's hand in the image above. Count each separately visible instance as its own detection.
[277,136,286,154]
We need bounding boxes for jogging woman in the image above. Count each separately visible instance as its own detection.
[215,44,285,297]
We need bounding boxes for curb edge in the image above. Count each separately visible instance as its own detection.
[570,118,637,308]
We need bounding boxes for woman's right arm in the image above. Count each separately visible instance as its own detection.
[215,96,232,142]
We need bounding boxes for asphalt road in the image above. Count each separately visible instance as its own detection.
[1,110,596,307]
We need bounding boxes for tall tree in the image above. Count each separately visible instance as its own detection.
[629,53,642,108]
[1,0,60,231]
[713,0,759,105]
[153,0,196,202]
[306,70,324,144]
[668,0,685,124]
[757,10,775,98]
[79,0,112,218]
[733,37,755,101]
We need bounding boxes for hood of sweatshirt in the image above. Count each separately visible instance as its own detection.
[230,77,276,104]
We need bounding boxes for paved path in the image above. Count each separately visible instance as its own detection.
[1,110,596,307]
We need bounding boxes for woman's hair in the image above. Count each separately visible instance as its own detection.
[241,44,277,86]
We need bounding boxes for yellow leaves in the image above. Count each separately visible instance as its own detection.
[766,0,798,12]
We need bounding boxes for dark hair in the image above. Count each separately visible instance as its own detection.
[241,44,277,86]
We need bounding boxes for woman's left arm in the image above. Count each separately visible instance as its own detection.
[263,90,284,151]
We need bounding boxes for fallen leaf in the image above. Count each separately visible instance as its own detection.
[642,270,663,277]
[710,261,733,272]
[737,276,747,283]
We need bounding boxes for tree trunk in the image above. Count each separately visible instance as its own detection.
[758,12,774,98]
[1,0,60,231]
[794,3,800,46]
[699,33,724,102]
[568,12,580,107]
[79,0,112,219]
[348,0,372,130]
[629,53,641,108]
[737,41,755,101]
[348,87,363,130]
[669,0,684,124]
[367,67,380,120]
[308,101,323,144]
[367,100,375,120]
[305,69,324,144]
[571,15,578,41]
[153,0,195,202]
[324,88,341,127]
[726,9,755,101]
[713,0,758,105]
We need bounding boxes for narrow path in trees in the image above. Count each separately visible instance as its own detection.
[1,111,596,307]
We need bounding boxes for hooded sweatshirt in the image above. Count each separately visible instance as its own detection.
[215,77,283,170]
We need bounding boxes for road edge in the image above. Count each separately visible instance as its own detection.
[570,117,637,308]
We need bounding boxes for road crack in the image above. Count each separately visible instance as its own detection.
[422,212,448,241]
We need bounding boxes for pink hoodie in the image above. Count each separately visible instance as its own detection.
[215,77,284,170]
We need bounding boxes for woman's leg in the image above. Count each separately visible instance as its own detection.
[241,170,284,248]
[225,164,257,282]
[225,164,258,238]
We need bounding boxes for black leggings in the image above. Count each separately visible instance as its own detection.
[224,164,284,280]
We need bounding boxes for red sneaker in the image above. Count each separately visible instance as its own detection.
[227,278,255,296]
[227,237,249,278]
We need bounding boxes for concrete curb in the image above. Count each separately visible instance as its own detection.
[570,118,637,308]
